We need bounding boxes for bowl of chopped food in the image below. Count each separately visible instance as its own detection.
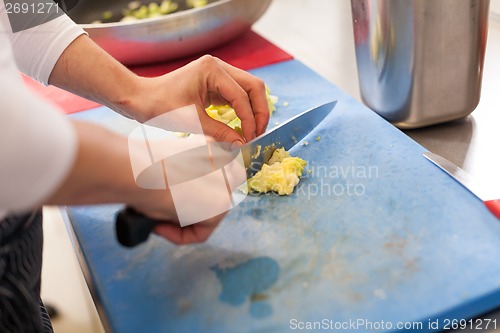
[68,0,272,65]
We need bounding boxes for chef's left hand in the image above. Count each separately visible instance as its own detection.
[50,37,270,145]
[129,55,270,145]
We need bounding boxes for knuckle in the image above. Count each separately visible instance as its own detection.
[253,78,266,92]
[236,88,248,101]
[198,55,217,68]
[259,110,270,122]
[195,234,210,243]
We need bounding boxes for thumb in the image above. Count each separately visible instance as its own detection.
[202,118,246,146]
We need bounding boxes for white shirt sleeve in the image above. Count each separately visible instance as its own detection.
[0,9,78,218]
[0,1,86,85]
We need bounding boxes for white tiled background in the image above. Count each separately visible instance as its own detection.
[41,0,500,331]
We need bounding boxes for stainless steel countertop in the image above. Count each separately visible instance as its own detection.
[254,0,500,329]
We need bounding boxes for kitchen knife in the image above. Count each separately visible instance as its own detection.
[241,101,336,178]
[116,101,337,247]
[423,151,500,220]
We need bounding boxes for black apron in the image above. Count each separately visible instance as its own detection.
[0,210,54,333]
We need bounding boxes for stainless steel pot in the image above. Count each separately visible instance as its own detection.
[351,0,490,129]
[68,0,272,65]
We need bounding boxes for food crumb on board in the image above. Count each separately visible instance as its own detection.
[250,293,269,301]
[248,148,307,195]
[251,145,262,159]
[176,297,192,312]
[315,136,321,142]
[373,289,387,300]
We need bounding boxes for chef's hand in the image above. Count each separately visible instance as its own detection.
[152,215,223,245]
[130,55,270,145]
[46,123,243,245]
[50,36,270,145]
[47,36,257,244]
[127,135,246,245]
[127,186,226,245]
[126,186,226,245]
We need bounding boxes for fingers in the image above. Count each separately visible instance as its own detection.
[206,91,229,108]
[199,56,270,141]
[213,58,270,136]
[200,114,246,145]
[200,58,255,142]
[153,214,223,245]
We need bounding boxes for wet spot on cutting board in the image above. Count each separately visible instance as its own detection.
[249,300,273,319]
[211,256,279,318]
[251,208,265,219]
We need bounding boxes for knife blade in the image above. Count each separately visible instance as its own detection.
[116,101,337,247]
[423,151,500,220]
[241,101,336,177]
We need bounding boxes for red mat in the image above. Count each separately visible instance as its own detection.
[23,30,293,115]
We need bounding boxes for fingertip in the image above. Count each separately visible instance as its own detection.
[206,119,246,144]
[241,122,257,142]
[255,112,270,136]
[231,140,244,150]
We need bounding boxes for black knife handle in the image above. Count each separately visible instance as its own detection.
[115,207,157,247]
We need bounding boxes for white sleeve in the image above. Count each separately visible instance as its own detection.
[0,33,77,218]
[0,1,86,85]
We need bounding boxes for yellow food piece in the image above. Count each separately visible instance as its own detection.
[97,0,210,24]
[205,86,277,135]
[120,0,180,22]
[251,145,262,159]
[102,11,113,20]
[187,0,208,8]
[248,148,307,196]
[267,147,288,165]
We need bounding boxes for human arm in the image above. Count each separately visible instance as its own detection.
[1,5,259,243]
[0,32,222,244]
[47,121,222,245]
[0,74,221,245]
[48,35,270,144]
[1,1,270,144]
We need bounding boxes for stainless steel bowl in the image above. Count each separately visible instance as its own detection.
[68,0,272,65]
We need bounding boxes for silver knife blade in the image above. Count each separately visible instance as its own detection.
[423,151,492,201]
[241,101,336,177]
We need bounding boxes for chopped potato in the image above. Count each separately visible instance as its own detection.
[248,148,307,195]
[205,86,277,135]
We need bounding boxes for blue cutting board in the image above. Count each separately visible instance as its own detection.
[67,60,500,333]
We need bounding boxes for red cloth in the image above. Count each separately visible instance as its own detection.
[23,30,293,115]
